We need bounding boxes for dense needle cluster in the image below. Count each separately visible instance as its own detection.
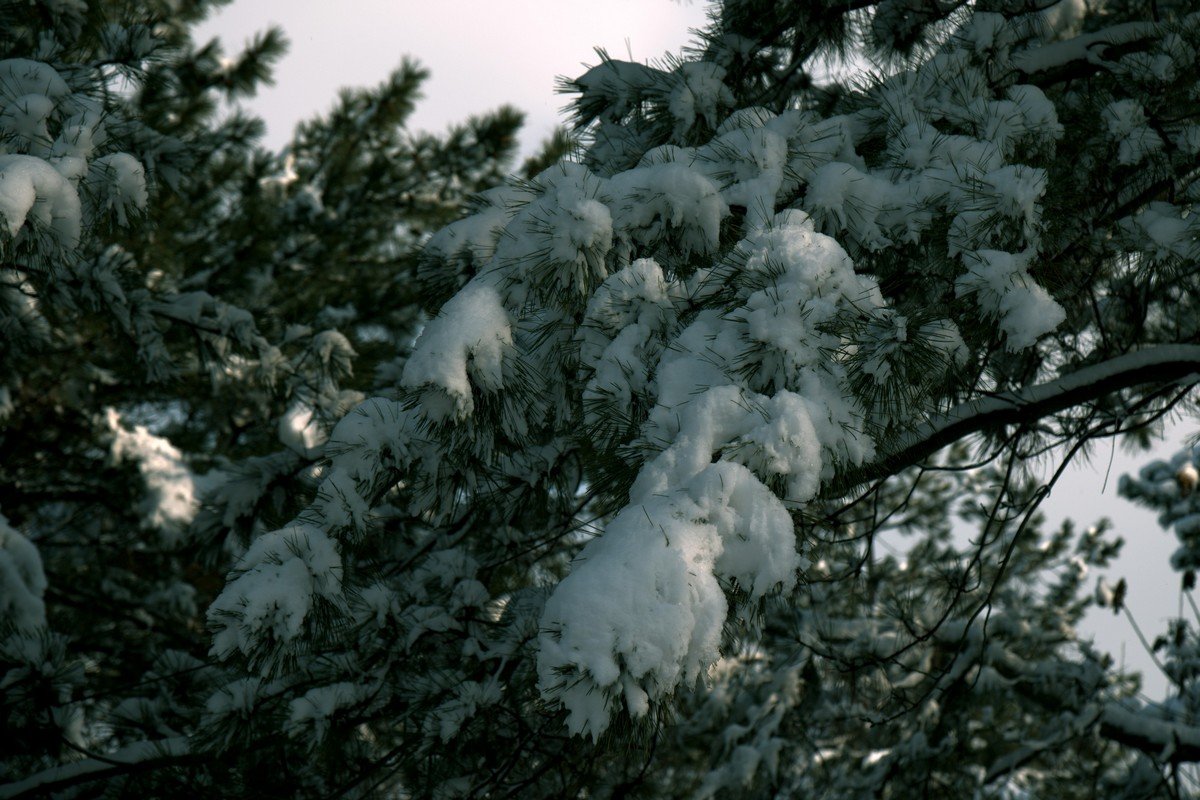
[6,0,1200,798]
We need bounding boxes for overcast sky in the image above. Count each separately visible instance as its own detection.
[1018,419,1185,699]
[196,0,1189,700]
[195,1,710,158]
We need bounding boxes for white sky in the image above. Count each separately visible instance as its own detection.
[1043,420,1187,699]
[195,1,711,158]
[197,0,1189,700]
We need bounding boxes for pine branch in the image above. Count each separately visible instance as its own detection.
[1100,705,1200,764]
[0,738,194,799]
[833,344,1200,493]
[1010,21,1161,82]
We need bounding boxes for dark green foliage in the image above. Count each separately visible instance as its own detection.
[0,0,522,794]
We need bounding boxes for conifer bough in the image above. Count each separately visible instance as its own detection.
[7,0,1200,797]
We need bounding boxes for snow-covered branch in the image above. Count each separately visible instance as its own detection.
[1012,21,1160,81]
[0,739,191,799]
[9,0,1200,794]
[1100,705,1200,764]
[843,345,1200,490]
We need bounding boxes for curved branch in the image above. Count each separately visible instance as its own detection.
[0,738,193,799]
[833,344,1200,494]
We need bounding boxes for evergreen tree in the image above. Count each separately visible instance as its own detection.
[8,0,1200,798]
[0,1,521,796]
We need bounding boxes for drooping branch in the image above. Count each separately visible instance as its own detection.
[832,344,1200,495]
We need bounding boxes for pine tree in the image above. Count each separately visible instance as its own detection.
[8,0,1200,797]
[0,1,522,796]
